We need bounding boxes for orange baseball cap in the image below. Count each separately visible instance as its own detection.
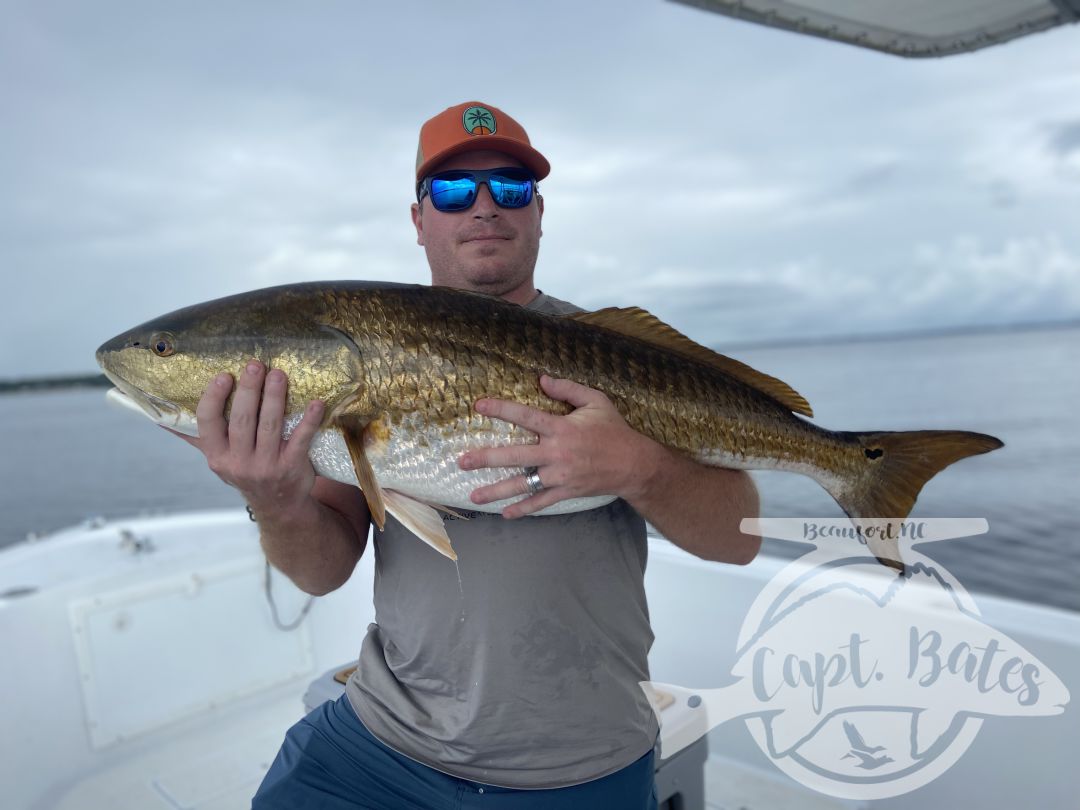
[415,101,551,182]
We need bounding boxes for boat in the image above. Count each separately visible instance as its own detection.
[671,0,1080,57]
[3,507,1077,808]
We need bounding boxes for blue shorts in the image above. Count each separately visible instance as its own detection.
[252,694,658,810]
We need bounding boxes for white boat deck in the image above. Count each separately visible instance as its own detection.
[40,686,299,810]
[704,759,856,810]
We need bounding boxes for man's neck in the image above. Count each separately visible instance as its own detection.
[499,283,539,307]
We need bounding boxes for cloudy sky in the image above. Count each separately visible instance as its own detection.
[3,0,1080,378]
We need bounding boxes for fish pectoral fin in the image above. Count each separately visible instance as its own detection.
[568,307,813,417]
[317,324,364,379]
[280,323,366,424]
[383,490,458,561]
[338,420,388,530]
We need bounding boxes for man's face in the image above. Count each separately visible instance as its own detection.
[411,150,544,305]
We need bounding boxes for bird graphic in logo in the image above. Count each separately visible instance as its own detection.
[463,106,496,135]
[841,720,894,770]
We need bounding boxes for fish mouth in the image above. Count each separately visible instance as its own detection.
[102,373,197,437]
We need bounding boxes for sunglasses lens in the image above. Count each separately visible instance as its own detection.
[429,173,478,212]
[424,169,535,211]
[489,171,533,208]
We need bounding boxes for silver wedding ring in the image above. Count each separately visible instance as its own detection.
[523,466,545,495]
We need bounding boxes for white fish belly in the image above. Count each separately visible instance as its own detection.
[283,412,615,516]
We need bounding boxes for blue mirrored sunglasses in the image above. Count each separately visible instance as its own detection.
[417,167,535,212]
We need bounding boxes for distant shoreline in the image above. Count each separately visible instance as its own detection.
[4,317,1078,393]
[0,374,110,394]
[718,316,1080,352]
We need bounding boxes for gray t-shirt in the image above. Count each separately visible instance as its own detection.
[345,292,658,789]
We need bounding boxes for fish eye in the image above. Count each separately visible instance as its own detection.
[150,333,176,357]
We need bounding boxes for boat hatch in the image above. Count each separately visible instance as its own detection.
[69,557,315,749]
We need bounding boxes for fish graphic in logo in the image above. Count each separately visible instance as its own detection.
[462,105,496,135]
[643,518,1071,800]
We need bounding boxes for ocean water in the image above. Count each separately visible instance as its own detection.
[2,324,1078,612]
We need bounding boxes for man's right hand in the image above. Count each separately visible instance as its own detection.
[168,360,369,595]
[174,360,325,519]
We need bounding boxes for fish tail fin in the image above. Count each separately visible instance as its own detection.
[829,430,1003,571]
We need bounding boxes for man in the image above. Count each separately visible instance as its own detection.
[188,101,761,809]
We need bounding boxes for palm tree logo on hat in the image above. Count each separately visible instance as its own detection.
[463,106,496,135]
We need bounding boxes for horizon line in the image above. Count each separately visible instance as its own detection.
[3,315,1078,389]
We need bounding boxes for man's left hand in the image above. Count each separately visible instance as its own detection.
[458,375,658,518]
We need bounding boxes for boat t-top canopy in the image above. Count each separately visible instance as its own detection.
[671,0,1080,56]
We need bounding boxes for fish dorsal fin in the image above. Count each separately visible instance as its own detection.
[568,307,813,417]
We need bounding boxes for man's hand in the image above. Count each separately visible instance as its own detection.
[458,374,660,518]
[171,360,325,518]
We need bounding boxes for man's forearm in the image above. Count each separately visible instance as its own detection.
[252,493,368,596]
[625,441,761,564]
